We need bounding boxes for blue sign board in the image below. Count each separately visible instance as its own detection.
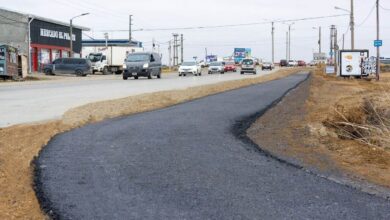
[374,40,383,47]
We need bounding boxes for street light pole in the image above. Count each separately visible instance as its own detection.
[376,0,380,81]
[319,26,322,53]
[69,13,89,57]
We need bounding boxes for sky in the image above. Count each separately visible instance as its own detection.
[1,0,389,64]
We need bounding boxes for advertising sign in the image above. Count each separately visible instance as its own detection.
[206,55,217,63]
[339,50,369,77]
[313,52,327,64]
[0,47,5,75]
[30,19,82,53]
[234,48,251,63]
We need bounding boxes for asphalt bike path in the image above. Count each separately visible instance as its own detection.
[35,73,390,219]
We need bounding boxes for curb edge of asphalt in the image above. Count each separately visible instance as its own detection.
[231,71,390,201]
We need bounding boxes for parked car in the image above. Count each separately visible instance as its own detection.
[280,59,288,67]
[178,61,202,76]
[123,52,162,80]
[262,62,274,70]
[298,60,306,67]
[309,61,317,66]
[224,61,237,72]
[43,58,92,77]
[241,58,256,74]
[208,62,225,74]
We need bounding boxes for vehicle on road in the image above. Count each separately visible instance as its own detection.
[262,62,274,71]
[240,58,256,75]
[43,58,92,77]
[208,62,225,74]
[298,60,306,67]
[83,41,143,75]
[280,59,288,67]
[224,61,237,72]
[288,60,298,67]
[123,52,162,80]
[178,61,202,76]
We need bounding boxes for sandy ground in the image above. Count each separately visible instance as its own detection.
[248,70,390,197]
[0,68,305,219]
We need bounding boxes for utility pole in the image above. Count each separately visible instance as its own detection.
[285,31,288,61]
[180,34,184,64]
[70,19,73,57]
[376,0,380,80]
[271,22,275,63]
[350,0,355,49]
[168,40,172,69]
[319,26,322,53]
[334,27,339,74]
[104,32,108,48]
[129,15,132,45]
[330,25,336,64]
[288,25,291,61]
[173,33,179,66]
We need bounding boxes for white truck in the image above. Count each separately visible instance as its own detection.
[83,46,143,74]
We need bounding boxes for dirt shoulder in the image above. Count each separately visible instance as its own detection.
[0,68,306,219]
[248,71,390,198]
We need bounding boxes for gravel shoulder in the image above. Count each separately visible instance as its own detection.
[248,72,390,199]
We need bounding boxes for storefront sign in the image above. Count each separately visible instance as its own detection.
[40,28,76,41]
[30,19,82,53]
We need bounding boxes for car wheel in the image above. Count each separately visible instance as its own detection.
[103,66,109,75]
[92,70,96,75]
[253,71,257,75]
[134,76,138,80]
[157,74,161,79]
[75,70,84,76]
[183,74,186,77]
[148,72,152,79]
[44,69,52,75]
[240,71,244,75]
[123,74,128,80]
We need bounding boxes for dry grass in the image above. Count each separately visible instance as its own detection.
[0,68,304,219]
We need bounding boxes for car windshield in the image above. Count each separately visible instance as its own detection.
[181,62,197,66]
[242,60,254,65]
[210,62,222,66]
[126,54,150,62]
[225,62,235,65]
[88,54,102,62]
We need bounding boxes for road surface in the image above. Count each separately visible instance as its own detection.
[35,73,390,219]
[0,68,274,127]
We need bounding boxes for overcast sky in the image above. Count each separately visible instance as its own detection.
[2,0,389,63]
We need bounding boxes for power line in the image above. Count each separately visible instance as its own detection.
[380,4,390,10]
[95,14,348,32]
[357,3,376,27]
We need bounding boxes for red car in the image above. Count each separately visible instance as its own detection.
[224,62,237,72]
[298,60,306,67]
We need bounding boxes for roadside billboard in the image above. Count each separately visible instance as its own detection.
[206,55,217,63]
[339,50,369,77]
[234,48,251,63]
[313,53,327,64]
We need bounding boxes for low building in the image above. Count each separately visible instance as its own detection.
[0,7,89,72]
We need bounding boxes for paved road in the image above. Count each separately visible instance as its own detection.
[35,73,390,219]
[0,68,274,127]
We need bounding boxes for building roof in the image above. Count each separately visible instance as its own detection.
[0,7,90,31]
[82,39,143,47]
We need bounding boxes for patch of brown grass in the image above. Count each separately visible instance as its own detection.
[0,68,305,219]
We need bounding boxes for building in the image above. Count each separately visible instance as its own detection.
[0,7,89,72]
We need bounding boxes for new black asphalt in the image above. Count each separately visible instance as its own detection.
[35,73,390,219]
